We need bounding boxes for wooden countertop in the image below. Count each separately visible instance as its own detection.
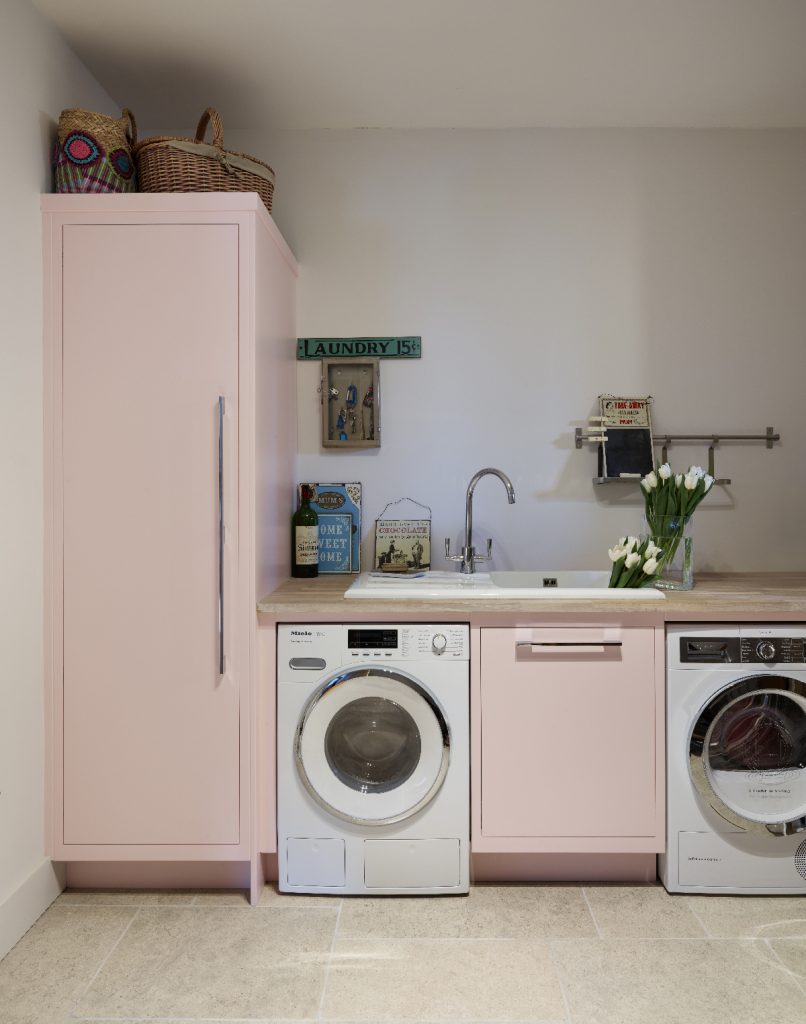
[257,573,806,621]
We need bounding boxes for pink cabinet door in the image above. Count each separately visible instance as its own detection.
[479,627,656,838]
[61,223,240,846]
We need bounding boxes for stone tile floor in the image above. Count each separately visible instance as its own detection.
[2,883,806,1023]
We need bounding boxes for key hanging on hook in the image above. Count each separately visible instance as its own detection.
[345,383,358,435]
[336,407,348,442]
[362,384,375,440]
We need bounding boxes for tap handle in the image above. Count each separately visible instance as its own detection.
[444,538,463,562]
[474,538,493,563]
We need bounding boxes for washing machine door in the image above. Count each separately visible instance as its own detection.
[689,675,806,836]
[295,666,451,826]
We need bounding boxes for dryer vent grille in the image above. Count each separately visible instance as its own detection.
[795,840,806,880]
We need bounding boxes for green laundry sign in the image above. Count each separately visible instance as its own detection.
[297,336,421,359]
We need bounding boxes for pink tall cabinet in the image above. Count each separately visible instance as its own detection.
[42,194,297,902]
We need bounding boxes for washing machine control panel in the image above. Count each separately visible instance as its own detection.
[279,625,470,674]
[680,635,805,663]
[344,625,468,660]
[400,626,468,659]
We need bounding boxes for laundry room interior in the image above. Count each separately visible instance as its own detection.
[4,1,806,1022]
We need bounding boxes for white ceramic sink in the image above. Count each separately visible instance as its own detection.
[344,570,665,599]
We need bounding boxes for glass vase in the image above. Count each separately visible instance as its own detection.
[644,514,694,591]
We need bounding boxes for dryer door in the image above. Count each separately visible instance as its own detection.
[690,675,806,835]
[295,667,450,826]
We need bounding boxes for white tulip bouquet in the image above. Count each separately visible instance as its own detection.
[608,535,664,588]
[607,464,714,589]
[641,463,714,530]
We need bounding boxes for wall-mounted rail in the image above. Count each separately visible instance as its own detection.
[576,424,781,486]
[655,427,779,455]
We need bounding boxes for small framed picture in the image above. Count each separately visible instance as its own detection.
[321,359,380,449]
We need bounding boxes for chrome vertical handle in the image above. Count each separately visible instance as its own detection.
[218,396,225,675]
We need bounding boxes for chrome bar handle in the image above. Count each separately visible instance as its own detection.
[516,641,623,654]
[218,396,225,675]
[516,641,623,647]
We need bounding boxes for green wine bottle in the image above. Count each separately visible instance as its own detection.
[292,485,319,578]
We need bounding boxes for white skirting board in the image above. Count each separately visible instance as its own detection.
[0,858,65,960]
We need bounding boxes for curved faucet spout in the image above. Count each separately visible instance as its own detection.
[449,467,515,574]
[467,467,516,506]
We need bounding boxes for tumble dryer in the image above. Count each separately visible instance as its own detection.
[277,624,469,894]
[662,623,806,893]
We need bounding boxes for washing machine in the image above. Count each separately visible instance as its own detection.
[277,623,469,894]
[661,623,806,893]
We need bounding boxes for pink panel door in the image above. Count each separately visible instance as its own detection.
[62,223,240,846]
[480,627,656,838]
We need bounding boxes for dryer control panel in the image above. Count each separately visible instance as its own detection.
[680,635,806,664]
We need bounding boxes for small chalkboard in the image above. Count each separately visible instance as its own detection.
[597,396,655,480]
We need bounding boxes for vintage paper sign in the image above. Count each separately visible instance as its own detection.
[600,396,651,428]
[374,519,431,570]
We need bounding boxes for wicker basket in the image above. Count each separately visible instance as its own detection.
[133,108,275,213]
[54,108,137,193]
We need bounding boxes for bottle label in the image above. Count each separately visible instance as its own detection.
[295,525,319,566]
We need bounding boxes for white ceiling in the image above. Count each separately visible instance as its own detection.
[32,0,806,130]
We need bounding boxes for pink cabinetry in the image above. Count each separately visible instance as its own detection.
[473,624,664,854]
[43,195,297,866]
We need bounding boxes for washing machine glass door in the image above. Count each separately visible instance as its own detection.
[295,667,450,826]
[690,675,806,835]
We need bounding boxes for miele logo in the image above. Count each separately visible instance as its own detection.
[290,631,312,637]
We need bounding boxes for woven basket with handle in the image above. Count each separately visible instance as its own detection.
[133,108,275,213]
[54,107,137,193]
